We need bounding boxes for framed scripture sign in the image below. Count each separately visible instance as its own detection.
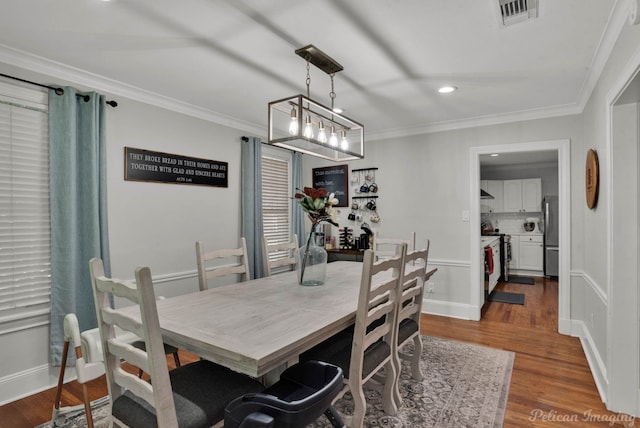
[124,147,228,187]
[312,164,349,207]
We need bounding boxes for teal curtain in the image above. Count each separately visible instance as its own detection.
[241,137,265,279]
[291,152,305,247]
[49,87,110,364]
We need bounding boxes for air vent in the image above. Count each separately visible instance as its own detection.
[497,0,538,27]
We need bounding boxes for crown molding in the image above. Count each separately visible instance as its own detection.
[0,0,628,144]
[0,43,266,136]
[367,103,583,141]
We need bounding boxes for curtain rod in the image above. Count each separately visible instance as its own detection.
[0,73,118,107]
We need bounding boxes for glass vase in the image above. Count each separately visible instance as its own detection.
[296,232,327,286]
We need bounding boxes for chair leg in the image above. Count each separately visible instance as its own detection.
[382,360,399,416]
[53,340,71,411]
[81,383,95,428]
[172,351,181,368]
[349,378,367,428]
[410,335,423,381]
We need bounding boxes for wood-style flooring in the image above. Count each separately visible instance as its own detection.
[0,276,636,427]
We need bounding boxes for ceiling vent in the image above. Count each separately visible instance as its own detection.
[496,0,538,27]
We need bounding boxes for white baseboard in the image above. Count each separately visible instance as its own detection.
[0,363,76,406]
[423,299,477,320]
[571,319,608,405]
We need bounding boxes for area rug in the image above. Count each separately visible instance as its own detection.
[488,291,525,305]
[38,336,514,428]
[508,275,536,285]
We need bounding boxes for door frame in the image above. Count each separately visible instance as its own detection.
[469,140,571,334]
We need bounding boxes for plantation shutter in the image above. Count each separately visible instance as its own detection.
[0,83,50,334]
[261,154,291,263]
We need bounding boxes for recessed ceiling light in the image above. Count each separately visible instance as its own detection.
[490,153,499,157]
[438,86,457,94]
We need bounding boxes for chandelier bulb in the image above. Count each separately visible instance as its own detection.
[317,120,327,143]
[303,115,314,139]
[288,107,298,136]
[329,126,338,147]
[340,130,349,150]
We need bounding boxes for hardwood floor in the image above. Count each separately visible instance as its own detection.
[0,276,635,427]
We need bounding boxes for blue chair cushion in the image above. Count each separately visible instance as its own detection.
[112,360,264,428]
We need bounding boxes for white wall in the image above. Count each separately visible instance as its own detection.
[303,115,582,320]
[0,66,253,404]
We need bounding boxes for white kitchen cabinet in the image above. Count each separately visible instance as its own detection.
[480,180,504,213]
[519,235,543,271]
[502,178,542,212]
[522,178,542,212]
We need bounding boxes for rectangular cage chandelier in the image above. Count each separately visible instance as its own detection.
[268,45,364,161]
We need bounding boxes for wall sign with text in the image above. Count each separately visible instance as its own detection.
[312,164,349,207]
[124,147,228,187]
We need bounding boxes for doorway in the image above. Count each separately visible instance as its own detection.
[469,140,571,334]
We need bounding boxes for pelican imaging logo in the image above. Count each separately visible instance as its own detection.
[529,409,635,426]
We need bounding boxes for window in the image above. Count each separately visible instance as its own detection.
[261,149,292,265]
[0,82,50,334]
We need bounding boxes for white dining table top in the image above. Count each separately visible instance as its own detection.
[150,261,365,378]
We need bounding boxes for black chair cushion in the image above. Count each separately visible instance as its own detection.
[398,318,419,345]
[300,331,390,379]
[112,360,264,428]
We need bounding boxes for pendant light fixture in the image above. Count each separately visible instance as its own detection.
[268,45,364,161]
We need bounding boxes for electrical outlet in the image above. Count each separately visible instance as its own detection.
[426,282,435,293]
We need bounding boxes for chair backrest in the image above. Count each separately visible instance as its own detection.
[89,257,179,427]
[397,240,430,329]
[351,244,407,383]
[261,234,298,277]
[195,237,251,291]
[375,232,415,260]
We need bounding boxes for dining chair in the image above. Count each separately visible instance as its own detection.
[224,360,345,428]
[196,237,251,291]
[374,231,415,260]
[261,234,298,277]
[300,244,407,428]
[391,240,436,404]
[89,257,264,427]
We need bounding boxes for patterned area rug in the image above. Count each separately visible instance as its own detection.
[39,336,514,428]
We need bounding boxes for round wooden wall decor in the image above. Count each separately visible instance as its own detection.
[585,149,599,209]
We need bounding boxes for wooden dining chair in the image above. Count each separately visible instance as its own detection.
[195,237,251,291]
[89,257,264,428]
[261,234,298,277]
[374,231,415,260]
[391,240,436,404]
[300,244,407,428]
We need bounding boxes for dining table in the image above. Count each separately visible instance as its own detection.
[148,261,365,378]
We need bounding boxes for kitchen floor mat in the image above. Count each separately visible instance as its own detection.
[508,276,535,285]
[488,291,525,305]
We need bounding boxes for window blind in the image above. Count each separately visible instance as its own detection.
[0,86,50,334]
[261,154,291,263]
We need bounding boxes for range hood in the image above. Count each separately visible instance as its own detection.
[480,189,495,199]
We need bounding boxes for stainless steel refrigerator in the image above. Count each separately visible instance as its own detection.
[542,195,559,276]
